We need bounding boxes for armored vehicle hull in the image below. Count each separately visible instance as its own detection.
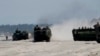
[13,30,28,41]
[72,22,100,43]
[33,26,52,42]
[72,28,96,41]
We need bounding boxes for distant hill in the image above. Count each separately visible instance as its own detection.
[0,24,35,34]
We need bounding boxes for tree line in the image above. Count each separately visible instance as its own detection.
[0,24,34,34]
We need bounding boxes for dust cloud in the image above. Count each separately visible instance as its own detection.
[51,19,91,41]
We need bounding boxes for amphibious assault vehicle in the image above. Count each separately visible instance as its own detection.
[72,22,100,43]
[12,29,28,41]
[33,25,52,42]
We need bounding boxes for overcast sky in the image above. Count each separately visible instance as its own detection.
[0,0,100,25]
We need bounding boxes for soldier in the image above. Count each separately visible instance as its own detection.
[34,25,41,42]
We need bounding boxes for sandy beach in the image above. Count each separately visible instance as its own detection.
[0,37,100,56]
